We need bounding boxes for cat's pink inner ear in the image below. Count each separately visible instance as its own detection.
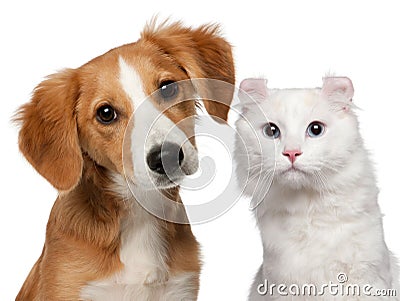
[322,77,354,101]
[239,78,268,101]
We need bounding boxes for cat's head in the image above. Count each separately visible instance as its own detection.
[235,77,362,193]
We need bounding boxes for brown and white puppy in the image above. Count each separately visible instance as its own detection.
[15,21,235,301]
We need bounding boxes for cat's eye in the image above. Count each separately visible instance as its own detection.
[96,104,117,125]
[159,80,178,100]
[307,121,325,137]
[263,123,280,139]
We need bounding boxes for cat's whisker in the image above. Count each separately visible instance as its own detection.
[248,167,272,184]
[247,167,274,185]
[316,171,329,191]
[235,153,264,158]
[313,170,335,195]
[311,170,325,191]
[252,171,274,202]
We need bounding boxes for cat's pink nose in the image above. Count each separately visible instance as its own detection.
[282,149,302,164]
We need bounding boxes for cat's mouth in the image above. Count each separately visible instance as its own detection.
[282,165,306,175]
[276,165,310,188]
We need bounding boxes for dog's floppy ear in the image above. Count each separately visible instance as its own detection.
[142,21,235,122]
[15,69,82,191]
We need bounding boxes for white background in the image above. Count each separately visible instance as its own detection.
[1,1,399,300]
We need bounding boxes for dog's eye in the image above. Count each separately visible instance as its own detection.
[159,80,178,100]
[96,105,117,124]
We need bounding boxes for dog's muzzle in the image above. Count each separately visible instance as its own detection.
[147,142,184,175]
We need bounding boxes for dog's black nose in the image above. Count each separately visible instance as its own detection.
[147,142,184,175]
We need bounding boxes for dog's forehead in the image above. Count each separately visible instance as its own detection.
[118,56,146,110]
[78,51,153,114]
[77,43,196,128]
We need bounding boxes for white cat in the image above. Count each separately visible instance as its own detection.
[234,77,399,300]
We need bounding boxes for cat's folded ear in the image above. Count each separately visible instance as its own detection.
[239,78,268,104]
[322,77,354,102]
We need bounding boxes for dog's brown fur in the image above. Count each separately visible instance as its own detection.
[15,21,234,300]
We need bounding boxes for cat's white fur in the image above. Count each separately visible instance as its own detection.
[235,77,399,300]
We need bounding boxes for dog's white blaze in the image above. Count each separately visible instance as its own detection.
[118,57,146,110]
[118,56,151,185]
[118,56,198,189]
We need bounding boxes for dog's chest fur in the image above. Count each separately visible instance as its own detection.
[79,199,195,300]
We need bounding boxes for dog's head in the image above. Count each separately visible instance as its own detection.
[16,21,235,192]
